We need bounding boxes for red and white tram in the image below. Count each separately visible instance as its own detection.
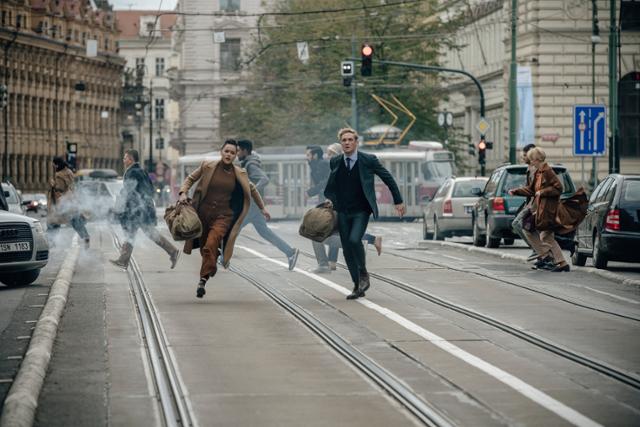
[177,142,455,220]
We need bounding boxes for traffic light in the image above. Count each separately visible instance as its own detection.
[478,139,487,165]
[0,85,7,109]
[66,141,78,171]
[361,44,373,76]
[341,61,354,87]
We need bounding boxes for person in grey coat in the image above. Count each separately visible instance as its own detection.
[237,140,299,270]
[110,149,180,270]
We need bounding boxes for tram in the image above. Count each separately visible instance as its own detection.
[177,143,455,220]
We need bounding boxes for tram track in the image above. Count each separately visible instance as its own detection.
[291,247,640,391]
[228,263,456,427]
[112,233,195,427]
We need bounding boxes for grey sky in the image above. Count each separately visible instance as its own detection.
[111,0,177,10]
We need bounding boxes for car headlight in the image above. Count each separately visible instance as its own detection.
[32,221,45,234]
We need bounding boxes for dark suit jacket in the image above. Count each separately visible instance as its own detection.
[324,151,403,219]
[117,163,157,230]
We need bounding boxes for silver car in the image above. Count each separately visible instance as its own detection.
[0,210,49,286]
[423,177,489,240]
[2,182,26,215]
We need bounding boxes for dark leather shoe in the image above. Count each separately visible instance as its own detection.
[196,280,206,298]
[346,283,361,300]
[532,256,554,270]
[550,263,570,272]
[359,274,370,294]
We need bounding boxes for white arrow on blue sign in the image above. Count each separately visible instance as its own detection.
[573,104,606,156]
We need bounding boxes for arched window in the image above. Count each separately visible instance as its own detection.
[619,71,640,158]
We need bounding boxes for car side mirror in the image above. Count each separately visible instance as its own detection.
[471,187,482,196]
[3,191,9,198]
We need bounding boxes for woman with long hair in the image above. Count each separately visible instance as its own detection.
[178,140,270,298]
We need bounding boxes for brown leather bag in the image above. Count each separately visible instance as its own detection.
[164,201,203,241]
[299,204,337,242]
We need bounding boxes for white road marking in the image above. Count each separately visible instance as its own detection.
[238,245,603,427]
[583,287,640,305]
[438,253,465,261]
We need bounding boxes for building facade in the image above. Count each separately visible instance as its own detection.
[1,0,123,191]
[439,0,640,185]
[115,10,179,171]
[171,0,272,155]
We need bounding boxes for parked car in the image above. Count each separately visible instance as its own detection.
[471,164,576,248]
[0,210,49,286]
[423,176,488,240]
[22,193,48,216]
[2,182,26,215]
[571,174,640,268]
[75,179,123,221]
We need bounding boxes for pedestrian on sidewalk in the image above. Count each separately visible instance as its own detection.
[237,139,299,271]
[511,143,537,260]
[179,140,270,298]
[110,149,180,271]
[509,147,570,272]
[324,128,405,299]
[47,156,90,248]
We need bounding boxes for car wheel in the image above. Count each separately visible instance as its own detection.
[486,221,501,248]
[592,231,608,269]
[0,269,41,287]
[571,242,587,267]
[503,238,515,245]
[423,214,433,240]
[472,216,486,247]
[432,216,445,241]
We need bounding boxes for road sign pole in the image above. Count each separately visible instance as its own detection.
[508,0,518,164]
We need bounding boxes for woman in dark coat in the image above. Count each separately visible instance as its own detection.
[510,147,569,272]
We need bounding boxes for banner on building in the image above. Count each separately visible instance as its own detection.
[517,66,535,148]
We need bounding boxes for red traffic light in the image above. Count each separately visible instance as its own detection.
[361,44,373,57]
[478,140,486,150]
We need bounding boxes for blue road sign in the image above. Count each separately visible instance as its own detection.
[573,104,606,156]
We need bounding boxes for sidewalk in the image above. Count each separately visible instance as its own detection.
[418,238,640,287]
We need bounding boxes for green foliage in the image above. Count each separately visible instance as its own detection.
[221,0,457,150]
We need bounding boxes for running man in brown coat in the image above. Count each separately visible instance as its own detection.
[179,140,270,298]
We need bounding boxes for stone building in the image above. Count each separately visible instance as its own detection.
[439,0,640,185]
[171,0,273,155]
[0,0,124,191]
[115,10,179,170]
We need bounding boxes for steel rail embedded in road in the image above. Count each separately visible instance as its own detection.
[297,249,640,391]
[229,264,454,427]
[112,234,195,427]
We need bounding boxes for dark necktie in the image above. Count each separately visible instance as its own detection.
[346,157,351,170]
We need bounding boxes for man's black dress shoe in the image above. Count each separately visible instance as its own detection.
[359,274,370,295]
[346,283,362,300]
[550,263,570,272]
[532,256,554,270]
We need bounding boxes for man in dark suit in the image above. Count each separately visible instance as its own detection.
[324,128,405,299]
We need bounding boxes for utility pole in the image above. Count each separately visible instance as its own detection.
[2,32,17,182]
[350,36,358,132]
[591,0,600,190]
[148,79,153,173]
[608,0,619,174]
[508,0,518,164]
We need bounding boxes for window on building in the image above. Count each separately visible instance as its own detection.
[135,57,145,74]
[155,98,165,120]
[82,32,86,45]
[104,38,110,50]
[155,137,165,150]
[1,11,6,27]
[220,0,240,12]
[220,39,241,72]
[16,14,23,29]
[155,57,165,76]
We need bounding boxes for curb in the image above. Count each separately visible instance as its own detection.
[418,240,640,287]
[0,241,80,427]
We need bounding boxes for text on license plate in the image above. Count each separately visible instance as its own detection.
[464,206,473,214]
[0,242,31,253]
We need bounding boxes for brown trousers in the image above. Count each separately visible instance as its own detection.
[199,215,233,279]
[523,229,566,265]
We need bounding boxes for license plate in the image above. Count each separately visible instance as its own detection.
[0,242,31,253]
[464,206,473,214]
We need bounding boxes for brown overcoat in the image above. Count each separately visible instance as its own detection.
[179,160,265,265]
[47,168,75,225]
[512,162,562,231]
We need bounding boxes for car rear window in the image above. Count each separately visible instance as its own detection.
[620,179,640,209]
[452,180,487,197]
[502,170,527,194]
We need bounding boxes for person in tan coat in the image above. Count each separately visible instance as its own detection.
[179,140,270,298]
[510,147,570,272]
[47,157,90,247]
